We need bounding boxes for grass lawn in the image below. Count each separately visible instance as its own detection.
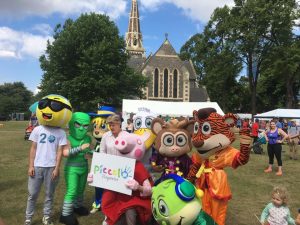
[0,121,299,225]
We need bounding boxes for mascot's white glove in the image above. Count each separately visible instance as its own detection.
[125,179,152,197]
[140,179,152,197]
[87,173,93,183]
[125,179,139,190]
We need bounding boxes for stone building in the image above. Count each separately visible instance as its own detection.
[125,0,209,102]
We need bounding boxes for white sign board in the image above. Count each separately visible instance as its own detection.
[89,153,136,195]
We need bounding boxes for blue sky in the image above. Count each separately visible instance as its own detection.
[0,0,234,94]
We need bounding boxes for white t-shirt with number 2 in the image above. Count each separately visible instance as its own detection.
[29,125,67,167]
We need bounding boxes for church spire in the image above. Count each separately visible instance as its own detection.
[125,0,145,57]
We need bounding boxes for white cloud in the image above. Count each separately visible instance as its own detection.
[140,0,234,22]
[31,24,53,36]
[0,27,52,59]
[0,50,17,58]
[0,0,127,20]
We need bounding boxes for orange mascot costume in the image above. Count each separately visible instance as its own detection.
[187,108,251,225]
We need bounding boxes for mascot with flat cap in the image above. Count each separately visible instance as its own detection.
[187,108,251,225]
[88,105,116,214]
[60,112,92,225]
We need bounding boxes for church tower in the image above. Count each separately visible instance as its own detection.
[125,0,145,57]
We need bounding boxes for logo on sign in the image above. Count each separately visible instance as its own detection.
[93,165,133,182]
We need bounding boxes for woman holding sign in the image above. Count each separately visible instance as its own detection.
[98,115,153,225]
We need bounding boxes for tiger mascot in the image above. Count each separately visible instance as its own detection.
[187,108,252,225]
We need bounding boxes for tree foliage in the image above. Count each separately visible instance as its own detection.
[180,0,299,113]
[180,7,243,112]
[39,13,148,111]
[0,82,33,118]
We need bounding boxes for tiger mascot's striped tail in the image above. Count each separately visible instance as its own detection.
[187,107,251,225]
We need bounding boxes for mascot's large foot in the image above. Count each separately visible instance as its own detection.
[59,214,78,225]
[74,207,89,216]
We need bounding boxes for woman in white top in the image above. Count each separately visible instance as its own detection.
[100,114,127,156]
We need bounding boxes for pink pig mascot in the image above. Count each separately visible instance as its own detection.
[101,131,153,225]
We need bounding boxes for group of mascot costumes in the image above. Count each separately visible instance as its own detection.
[33,94,253,225]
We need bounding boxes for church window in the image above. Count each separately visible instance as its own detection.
[164,69,168,98]
[173,69,178,98]
[154,69,159,97]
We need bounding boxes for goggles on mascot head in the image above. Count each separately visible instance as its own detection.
[164,174,203,201]
[74,121,89,130]
[38,98,72,112]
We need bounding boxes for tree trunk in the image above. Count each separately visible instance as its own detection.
[250,84,257,115]
[286,77,293,108]
[248,56,257,115]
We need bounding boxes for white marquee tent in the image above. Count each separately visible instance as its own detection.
[122,99,224,117]
[254,109,300,119]
[236,113,252,119]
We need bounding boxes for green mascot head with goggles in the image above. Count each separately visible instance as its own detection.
[151,174,216,225]
[69,112,91,140]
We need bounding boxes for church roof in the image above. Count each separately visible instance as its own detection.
[183,60,196,80]
[154,38,177,56]
[189,87,209,102]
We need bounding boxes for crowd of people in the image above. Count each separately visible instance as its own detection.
[236,117,300,176]
[20,95,300,225]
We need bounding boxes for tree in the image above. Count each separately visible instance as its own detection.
[180,7,243,112]
[0,82,33,118]
[181,0,299,113]
[230,0,298,113]
[39,13,148,111]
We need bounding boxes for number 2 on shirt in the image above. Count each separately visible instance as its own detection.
[39,133,47,143]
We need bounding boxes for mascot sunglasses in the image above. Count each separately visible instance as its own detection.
[38,98,72,112]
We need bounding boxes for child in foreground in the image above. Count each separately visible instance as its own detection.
[260,186,296,225]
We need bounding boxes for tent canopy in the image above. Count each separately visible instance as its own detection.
[236,113,252,119]
[254,109,300,119]
[122,99,224,117]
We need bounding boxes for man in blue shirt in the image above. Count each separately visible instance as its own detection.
[275,118,283,129]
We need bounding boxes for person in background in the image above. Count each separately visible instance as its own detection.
[264,120,288,176]
[283,119,288,134]
[242,118,250,129]
[265,121,270,131]
[251,118,260,144]
[288,120,299,160]
[276,118,283,129]
[236,118,242,129]
[125,118,134,133]
[28,113,39,127]
[260,186,296,225]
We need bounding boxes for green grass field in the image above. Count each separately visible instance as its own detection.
[0,121,299,225]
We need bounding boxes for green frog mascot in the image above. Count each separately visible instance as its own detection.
[60,112,92,225]
[151,174,217,225]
